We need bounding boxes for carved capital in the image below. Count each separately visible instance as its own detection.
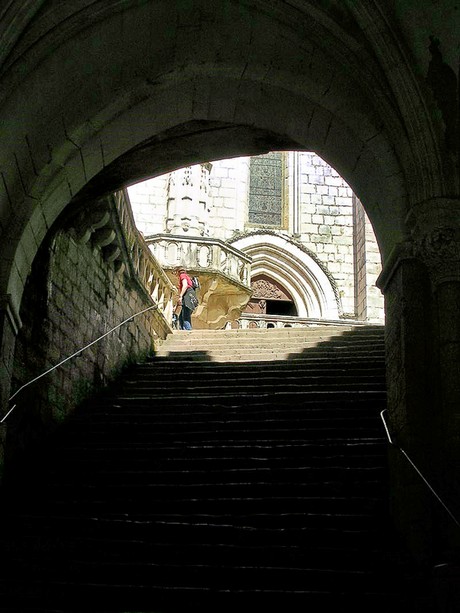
[407,198,460,285]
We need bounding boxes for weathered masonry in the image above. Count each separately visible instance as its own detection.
[0,1,459,607]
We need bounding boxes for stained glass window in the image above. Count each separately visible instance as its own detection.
[248,152,283,227]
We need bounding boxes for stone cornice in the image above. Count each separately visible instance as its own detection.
[378,199,460,291]
[376,242,415,292]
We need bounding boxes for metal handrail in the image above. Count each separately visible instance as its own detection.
[380,409,460,529]
[1,304,160,424]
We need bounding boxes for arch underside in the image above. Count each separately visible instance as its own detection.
[0,0,447,316]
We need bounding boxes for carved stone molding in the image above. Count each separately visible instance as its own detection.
[92,228,116,249]
[73,209,111,244]
[103,244,121,263]
[69,197,127,274]
[376,241,414,292]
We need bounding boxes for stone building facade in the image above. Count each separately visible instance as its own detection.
[128,152,384,324]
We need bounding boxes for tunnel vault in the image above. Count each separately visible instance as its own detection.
[1,0,441,322]
[1,0,460,577]
[71,121,301,206]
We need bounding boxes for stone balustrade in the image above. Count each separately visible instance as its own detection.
[144,234,252,329]
[233,313,370,329]
[145,234,252,288]
[112,192,176,327]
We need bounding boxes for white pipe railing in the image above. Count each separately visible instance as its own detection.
[380,409,460,529]
[2,305,161,424]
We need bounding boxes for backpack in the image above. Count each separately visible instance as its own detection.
[191,276,200,290]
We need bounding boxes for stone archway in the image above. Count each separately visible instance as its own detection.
[1,0,459,567]
[0,0,426,334]
[246,275,298,317]
[230,232,340,319]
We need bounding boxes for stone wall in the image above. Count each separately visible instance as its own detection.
[6,211,161,470]
[353,195,368,319]
[363,210,385,321]
[128,176,169,236]
[208,157,250,240]
[295,152,356,315]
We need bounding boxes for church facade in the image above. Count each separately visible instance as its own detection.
[128,152,384,327]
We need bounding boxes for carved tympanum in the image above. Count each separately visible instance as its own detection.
[251,278,285,300]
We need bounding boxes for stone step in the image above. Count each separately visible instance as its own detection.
[167,326,384,337]
[153,325,385,362]
[45,454,387,477]
[4,529,398,569]
[156,333,384,345]
[42,461,386,483]
[59,407,385,426]
[145,352,385,363]
[97,390,386,405]
[153,349,386,362]
[0,564,403,613]
[20,479,388,512]
[108,384,385,399]
[76,400,385,415]
[55,439,387,458]
[0,324,422,611]
[124,363,385,376]
[159,335,385,348]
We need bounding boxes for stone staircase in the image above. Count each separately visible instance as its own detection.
[0,325,429,612]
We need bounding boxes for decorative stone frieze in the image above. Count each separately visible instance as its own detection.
[92,227,116,249]
[103,244,121,263]
[68,192,176,325]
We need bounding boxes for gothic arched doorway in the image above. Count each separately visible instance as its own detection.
[244,274,297,317]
